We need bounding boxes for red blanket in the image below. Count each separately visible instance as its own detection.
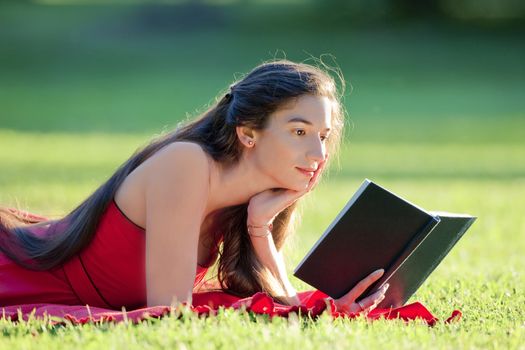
[1,289,461,326]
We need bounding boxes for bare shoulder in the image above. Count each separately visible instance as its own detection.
[157,141,209,162]
[145,141,211,179]
[143,141,211,203]
[113,141,211,230]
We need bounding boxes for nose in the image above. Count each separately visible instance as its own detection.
[307,139,326,166]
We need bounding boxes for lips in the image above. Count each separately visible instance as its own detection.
[296,167,315,177]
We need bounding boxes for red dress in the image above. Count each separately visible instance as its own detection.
[1,200,461,326]
[0,198,211,309]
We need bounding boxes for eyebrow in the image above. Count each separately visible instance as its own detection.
[287,117,331,132]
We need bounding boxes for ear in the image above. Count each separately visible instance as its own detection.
[236,125,257,148]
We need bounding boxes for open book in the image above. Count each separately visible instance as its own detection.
[293,179,476,309]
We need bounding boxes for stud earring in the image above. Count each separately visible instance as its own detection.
[248,140,254,146]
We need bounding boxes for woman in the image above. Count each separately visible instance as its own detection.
[0,59,389,316]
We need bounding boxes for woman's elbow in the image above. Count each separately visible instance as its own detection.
[147,297,192,308]
[147,289,193,307]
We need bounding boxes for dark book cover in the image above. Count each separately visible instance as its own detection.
[373,212,476,308]
[293,179,476,308]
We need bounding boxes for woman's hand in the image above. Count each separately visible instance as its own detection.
[247,154,329,225]
[329,269,390,315]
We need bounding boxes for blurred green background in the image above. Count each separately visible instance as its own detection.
[1,0,524,139]
[0,1,524,346]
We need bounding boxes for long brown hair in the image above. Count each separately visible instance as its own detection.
[0,58,347,305]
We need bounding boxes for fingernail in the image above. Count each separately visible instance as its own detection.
[374,269,384,275]
[383,283,390,290]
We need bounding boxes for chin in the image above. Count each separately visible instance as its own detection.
[289,184,305,192]
[293,179,310,191]
[279,172,310,191]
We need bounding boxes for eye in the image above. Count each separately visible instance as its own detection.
[294,129,330,142]
[320,135,330,142]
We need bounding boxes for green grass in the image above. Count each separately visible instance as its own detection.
[1,2,525,348]
[1,128,524,349]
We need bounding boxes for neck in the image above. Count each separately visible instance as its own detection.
[205,151,276,216]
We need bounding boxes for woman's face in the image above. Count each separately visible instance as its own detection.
[253,94,332,191]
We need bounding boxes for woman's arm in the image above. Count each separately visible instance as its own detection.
[144,143,211,307]
[244,156,329,306]
[249,230,301,306]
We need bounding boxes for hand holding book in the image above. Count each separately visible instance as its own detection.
[328,268,390,315]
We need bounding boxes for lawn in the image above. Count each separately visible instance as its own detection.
[0,2,524,349]
[1,130,523,348]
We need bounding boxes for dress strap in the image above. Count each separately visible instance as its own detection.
[62,254,113,309]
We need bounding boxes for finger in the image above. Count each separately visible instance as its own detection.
[277,188,312,210]
[358,284,389,308]
[355,291,386,314]
[373,294,386,308]
[306,157,328,192]
[342,269,384,302]
[317,154,329,176]
[369,293,386,312]
[284,154,330,203]
[360,293,386,314]
[306,171,321,192]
